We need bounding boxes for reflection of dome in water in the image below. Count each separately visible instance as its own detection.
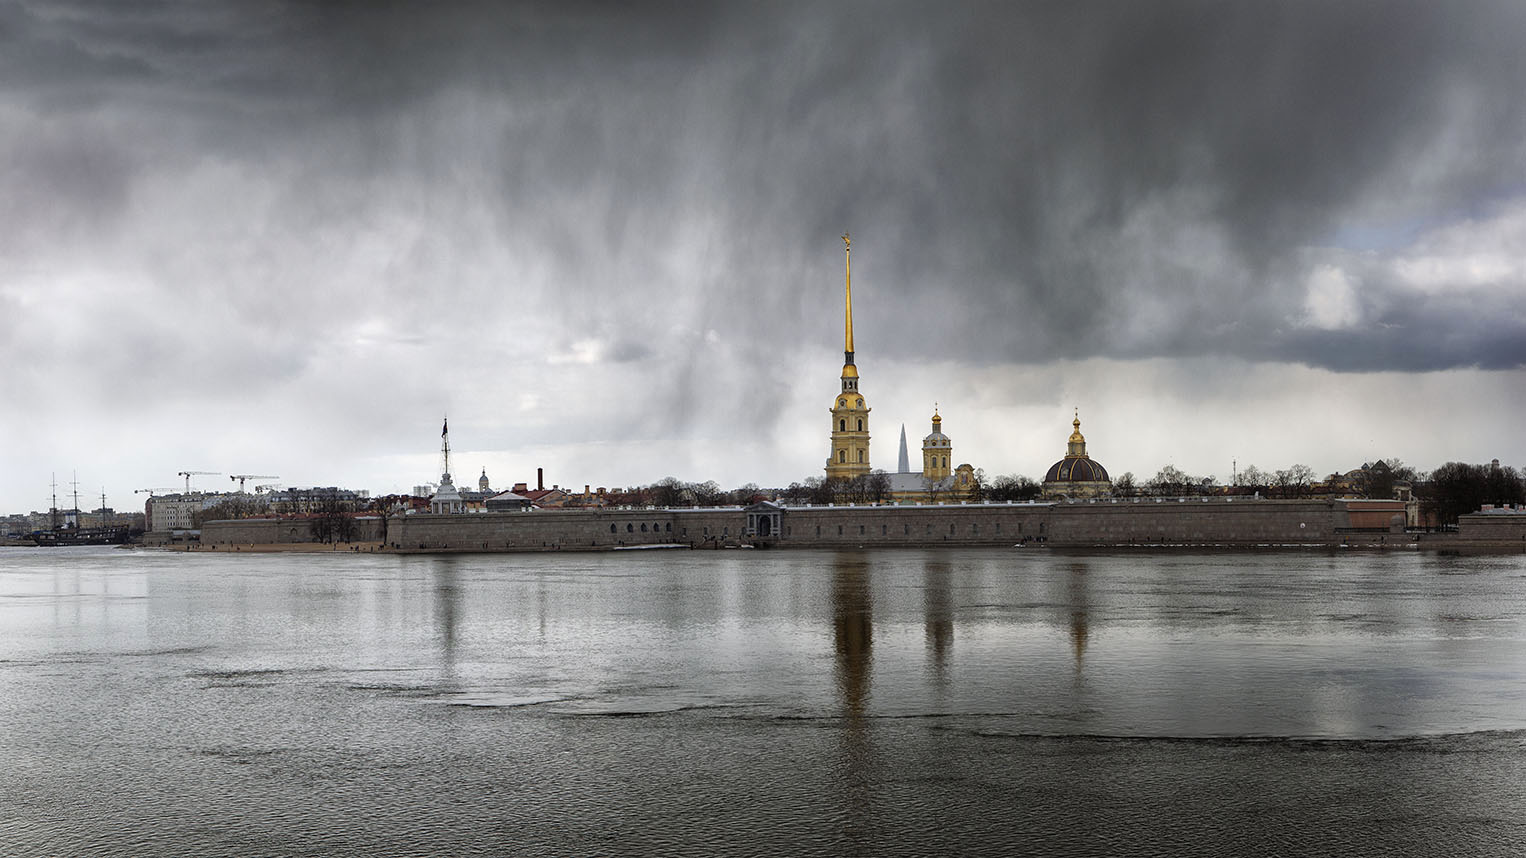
[1042,412,1112,498]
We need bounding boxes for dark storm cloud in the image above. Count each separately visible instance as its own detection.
[5,0,1526,379]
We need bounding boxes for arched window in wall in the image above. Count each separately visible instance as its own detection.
[856,419,863,431]
[839,419,846,432]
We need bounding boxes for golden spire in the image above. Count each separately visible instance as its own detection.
[842,232,854,363]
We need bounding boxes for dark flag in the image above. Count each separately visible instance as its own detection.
[442,418,448,437]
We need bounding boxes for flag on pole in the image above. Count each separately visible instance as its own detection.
[442,418,448,437]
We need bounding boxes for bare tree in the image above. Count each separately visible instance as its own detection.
[309,490,356,543]
[1273,464,1316,498]
[987,475,1040,502]
[1111,472,1137,497]
[967,467,987,502]
[1147,465,1193,497]
[866,471,890,504]
[1238,465,1270,492]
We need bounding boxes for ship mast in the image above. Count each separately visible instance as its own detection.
[71,472,80,530]
[50,474,59,531]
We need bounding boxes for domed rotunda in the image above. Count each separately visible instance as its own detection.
[1041,411,1112,499]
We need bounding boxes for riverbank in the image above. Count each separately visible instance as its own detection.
[150,541,388,554]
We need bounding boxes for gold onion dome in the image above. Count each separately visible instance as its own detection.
[924,407,948,443]
[1045,410,1109,484]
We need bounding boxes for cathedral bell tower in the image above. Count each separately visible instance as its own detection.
[826,233,870,480]
[922,406,951,480]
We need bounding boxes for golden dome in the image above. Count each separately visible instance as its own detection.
[841,363,859,379]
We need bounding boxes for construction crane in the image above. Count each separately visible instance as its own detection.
[177,471,221,492]
[230,474,279,493]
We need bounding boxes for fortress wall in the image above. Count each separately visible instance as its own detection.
[1456,512,1526,546]
[202,517,385,544]
[199,499,1423,553]
[765,503,1049,548]
[1046,498,1346,545]
[389,508,734,552]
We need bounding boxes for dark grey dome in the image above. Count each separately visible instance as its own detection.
[1044,457,1110,484]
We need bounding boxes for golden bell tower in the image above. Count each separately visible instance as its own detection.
[826,233,870,480]
[922,406,951,480]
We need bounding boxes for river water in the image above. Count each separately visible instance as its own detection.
[3,546,1525,856]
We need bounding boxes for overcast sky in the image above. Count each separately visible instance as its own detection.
[4,0,1525,513]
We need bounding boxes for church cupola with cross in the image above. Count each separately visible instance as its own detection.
[922,406,952,481]
[826,232,871,480]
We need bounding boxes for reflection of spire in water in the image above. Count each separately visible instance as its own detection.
[832,555,873,716]
[923,560,953,685]
[1066,563,1089,673]
[432,557,461,674]
[1071,610,1088,670]
[830,552,873,850]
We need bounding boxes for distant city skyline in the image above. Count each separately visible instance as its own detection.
[2,2,1524,513]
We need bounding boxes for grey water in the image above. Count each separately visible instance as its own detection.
[3,546,1525,856]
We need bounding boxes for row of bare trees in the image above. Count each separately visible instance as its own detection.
[1423,461,1525,526]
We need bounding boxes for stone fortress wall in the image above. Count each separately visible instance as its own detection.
[191,517,386,545]
[193,497,1451,552]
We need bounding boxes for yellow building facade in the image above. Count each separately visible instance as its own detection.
[922,408,951,480]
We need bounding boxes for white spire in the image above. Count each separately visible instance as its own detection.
[898,424,910,473]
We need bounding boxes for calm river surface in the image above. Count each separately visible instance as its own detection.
[3,546,1526,856]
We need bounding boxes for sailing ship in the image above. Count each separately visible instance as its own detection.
[28,476,131,547]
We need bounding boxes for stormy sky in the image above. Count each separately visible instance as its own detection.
[3,0,1525,513]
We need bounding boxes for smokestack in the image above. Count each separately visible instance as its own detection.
[537,468,544,491]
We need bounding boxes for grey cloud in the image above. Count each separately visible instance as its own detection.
[6,0,1526,397]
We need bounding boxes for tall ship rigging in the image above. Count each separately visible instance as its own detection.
[29,475,130,547]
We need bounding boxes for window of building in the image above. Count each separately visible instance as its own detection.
[641,524,648,532]
[856,398,863,408]
[858,450,864,463]
[856,419,863,431]
[881,524,887,535]
[610,524,616,533]
[859,525,865,535]
[839,451,847,463]
[838,525,843,535]
[839,419,846,432]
